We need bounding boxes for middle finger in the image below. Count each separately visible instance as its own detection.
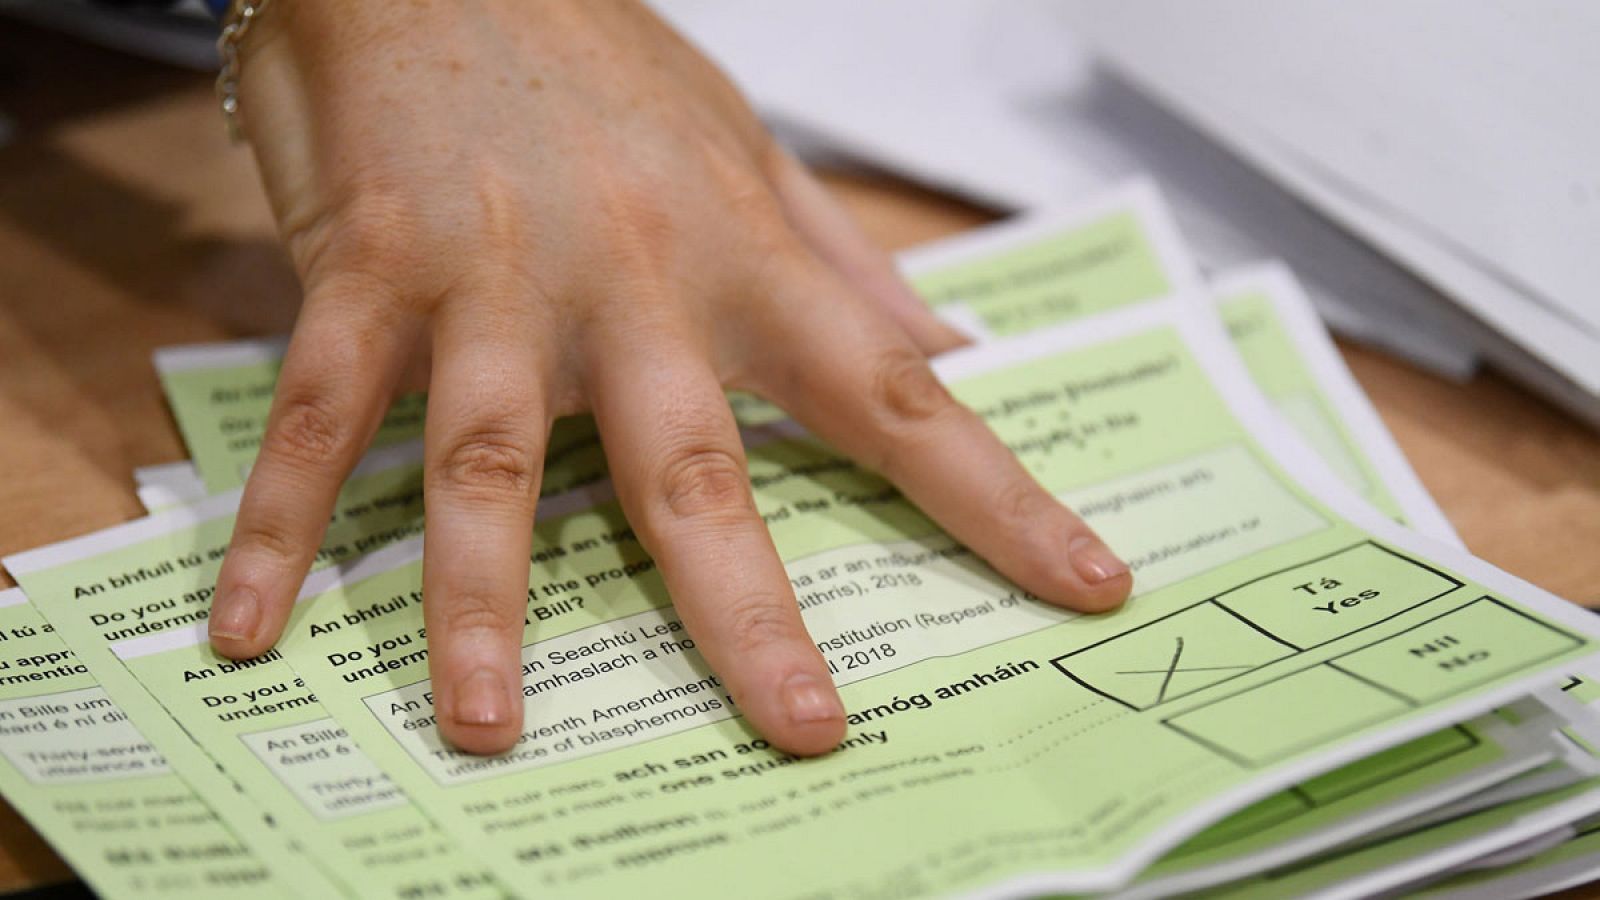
[423,298,553,754]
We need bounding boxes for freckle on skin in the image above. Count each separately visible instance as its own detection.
[527,77,544,90]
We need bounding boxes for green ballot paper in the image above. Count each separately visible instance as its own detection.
[1412,819,1600,899]
[152,182,1442,547]
[152,181,1444,547]
[18,184,1171,895]
[153,338,427,493]
[155,182,1203,494]
[1208,264,1455,542]
[98,182,1508,897]
[5,445,440,897]
[899,184,1455,543]
[1396,679,1600,898]
[153,345,607,496]
[905,180,1200,340]
[10,422,616,895]
[250,294,1599,898]
[1097,710,1557,899]
[0,588,288,897]
[1193,776,1600,900]
[1203,685,1600,899]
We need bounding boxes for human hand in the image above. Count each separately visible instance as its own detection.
[208,0,1131,756]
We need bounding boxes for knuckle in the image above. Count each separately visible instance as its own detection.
[995,476,1056,527]
[870,348,956,427]
[655,445,752,521]
[721,592,802,654]
[712,159,784,229]
[432,430,539,499]
[591,175,677,265]
[288,188,418,283]
[741,224,814,291]
[996,478,1075,569]
[336,218,414,279]
[265,394,351,468]
[231,518,299,565]
[440,591,521,637]
[755,134,791,180]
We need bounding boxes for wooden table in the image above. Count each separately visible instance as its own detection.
[2,17,1597,896]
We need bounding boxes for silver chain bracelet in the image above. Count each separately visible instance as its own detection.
[215,0,274,142]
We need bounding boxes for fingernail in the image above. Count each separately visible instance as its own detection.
[210,586,261,641]
[783,674,845,724]
[931,320,975,354]
[454,669,511,727]
[1069,535,1129,585]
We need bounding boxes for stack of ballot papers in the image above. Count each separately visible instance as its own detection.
[1045,2,1600,430]
[656,1,1600,429]
[652,0,1487,381]
[6,182,1600,899]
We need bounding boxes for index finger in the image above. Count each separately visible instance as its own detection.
[210,282,416,658]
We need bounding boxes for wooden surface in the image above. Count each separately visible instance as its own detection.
[2,17,1599,896]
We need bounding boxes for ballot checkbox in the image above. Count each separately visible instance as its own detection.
[1163,665,1411,767]
[1051,600,1297,711]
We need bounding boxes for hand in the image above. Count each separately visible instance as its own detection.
[208,0,1132,756]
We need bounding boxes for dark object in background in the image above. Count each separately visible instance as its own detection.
[89,0,188,9]
[0,0,218,69]
[0,881,92,899]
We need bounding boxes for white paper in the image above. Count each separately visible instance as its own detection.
[1058,1,1600,404]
